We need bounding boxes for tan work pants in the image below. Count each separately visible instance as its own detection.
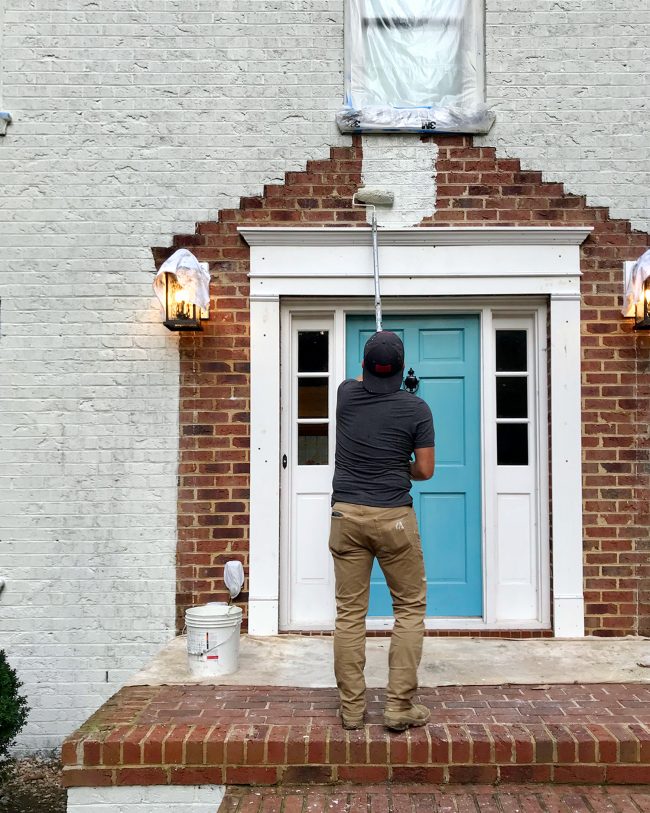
[329,501,427,718]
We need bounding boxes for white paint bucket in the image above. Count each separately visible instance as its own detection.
[185,602,243,677]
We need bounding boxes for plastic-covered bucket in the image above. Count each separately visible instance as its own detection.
[185,603,242,677]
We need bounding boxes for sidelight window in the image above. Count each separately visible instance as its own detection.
[495,329,529,466]
[296,331,330,466]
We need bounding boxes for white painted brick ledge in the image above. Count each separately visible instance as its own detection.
[66,785,225,813]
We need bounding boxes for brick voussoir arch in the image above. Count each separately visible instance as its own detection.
[154,133,650,637]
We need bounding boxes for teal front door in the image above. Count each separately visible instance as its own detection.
[346,315,482,617]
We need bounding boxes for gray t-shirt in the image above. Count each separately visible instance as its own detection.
[331,379,435,508]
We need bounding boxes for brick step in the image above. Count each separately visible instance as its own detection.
[220,784,650,813]
[62,684,650,788]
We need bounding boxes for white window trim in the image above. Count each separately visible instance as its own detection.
[242,226,591,638]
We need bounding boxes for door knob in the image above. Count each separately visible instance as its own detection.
[403,368,420,394]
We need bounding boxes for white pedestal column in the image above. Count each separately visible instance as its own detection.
[248,295,281,636]
[550,293,585,637]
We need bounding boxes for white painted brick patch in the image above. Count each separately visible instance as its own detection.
[66,785,225,813]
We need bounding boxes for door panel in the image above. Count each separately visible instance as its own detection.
[285,318,337,628]
[346,314,482,618]
[492,318,543,622]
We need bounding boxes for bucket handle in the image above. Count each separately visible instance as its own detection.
[202,623,239,655]
[186,620,241,655]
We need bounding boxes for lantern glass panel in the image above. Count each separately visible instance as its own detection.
[633,279,650,330]
[164,273,201,330]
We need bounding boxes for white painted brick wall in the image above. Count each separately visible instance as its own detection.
[479,0,650,232]
[1,0,649,754]
[67,785,225,813]
[0,0,346,752]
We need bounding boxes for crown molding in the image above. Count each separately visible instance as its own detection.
[238,226,593,247]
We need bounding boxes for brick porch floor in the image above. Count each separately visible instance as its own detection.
[220,784,650,812]
[62,683,650,787]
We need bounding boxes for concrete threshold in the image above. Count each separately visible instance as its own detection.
[127,634,650,688]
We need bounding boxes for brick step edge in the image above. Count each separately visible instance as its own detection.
[62,722,650,772]
[62,720,650,788]
[62,763,650,787]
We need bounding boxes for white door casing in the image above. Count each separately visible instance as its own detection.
[244,227,590,638]
[280,303,549,632]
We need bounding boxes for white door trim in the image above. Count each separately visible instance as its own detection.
[244,227,589,637]
[240,226,591,247]
[279,301,549,633]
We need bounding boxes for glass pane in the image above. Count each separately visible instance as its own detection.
[298,377,328,418]
[496,330,527,372]
[497,424,528,466]
[359,1,463,107]
[496,377,528,419]
[298,331,328,373]
[298,423,328,466]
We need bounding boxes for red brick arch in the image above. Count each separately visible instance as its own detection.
[154,134,650,637]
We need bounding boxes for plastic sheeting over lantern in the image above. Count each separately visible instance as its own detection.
[623,248,650,330]
[153,249,210,331]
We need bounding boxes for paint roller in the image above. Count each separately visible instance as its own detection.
[352,188,395,333]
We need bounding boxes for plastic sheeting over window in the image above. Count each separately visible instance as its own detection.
[337,0,495,135]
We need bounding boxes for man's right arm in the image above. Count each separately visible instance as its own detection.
[410,447,435,480]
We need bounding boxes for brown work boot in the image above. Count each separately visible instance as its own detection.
[340,711,365,730]
[383,703,430,731]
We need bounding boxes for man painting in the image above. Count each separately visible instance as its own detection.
[329,331,435,731]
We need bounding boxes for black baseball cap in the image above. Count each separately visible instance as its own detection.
[362,331,405,394]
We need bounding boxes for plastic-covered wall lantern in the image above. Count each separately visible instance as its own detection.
[622,250,650,331]
[153,249,210,332]
[0,112,12,136]
[634,279,650,331]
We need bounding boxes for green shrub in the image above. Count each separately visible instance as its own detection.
[0,650,29,761]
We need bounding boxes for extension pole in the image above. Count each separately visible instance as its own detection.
[371,209,382,332]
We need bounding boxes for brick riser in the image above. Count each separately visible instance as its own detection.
[62,685,650,788]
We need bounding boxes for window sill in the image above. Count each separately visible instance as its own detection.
[336,105,495,135]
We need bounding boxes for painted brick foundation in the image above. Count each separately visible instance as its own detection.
[156,135,650,638]
[62,684,650,787]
